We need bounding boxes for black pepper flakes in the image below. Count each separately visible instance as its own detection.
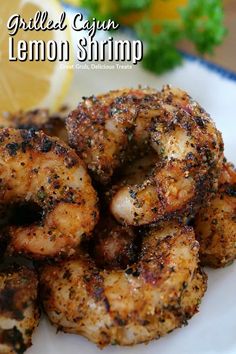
[225,185,236,197]
[125,268,133,275]
[40,137,53,153]
[129,190,137,199]
[37,187,47,201]
[195,116,205,128]
[6,143,19,156]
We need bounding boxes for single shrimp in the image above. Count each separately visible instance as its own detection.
[67,86,223,225]
[0,128,98,259]
[40,222,206,347]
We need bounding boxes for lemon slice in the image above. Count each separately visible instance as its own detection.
[0,0,72,115]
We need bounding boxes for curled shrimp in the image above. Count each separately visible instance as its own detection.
[67,86,223,226]
[40,222,206,347]
[0,128,98,259]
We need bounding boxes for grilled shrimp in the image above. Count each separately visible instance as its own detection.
[67,86,223,225]
[0,128,98,259]
[40,222,206,347]
[0,266,39,353]
[195,160,236,267]
[0,109,68,142]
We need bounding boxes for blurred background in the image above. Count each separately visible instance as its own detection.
[63,0,235,73]
[179,0,235,72]
[1,0,235,116]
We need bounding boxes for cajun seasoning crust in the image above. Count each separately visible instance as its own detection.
[91,214,137,269]
[67,86,223,183]
[195,161,236,267]
[40,222,206,347]
[110,158,221,227]
[67,86,223,226]
[66,88,157,184]
[0,128,99,259]
[0,109,68,143]
[110,86,223,225]
[0,266,39,354]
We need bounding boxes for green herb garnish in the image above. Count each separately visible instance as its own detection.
[136,18,184,73]
[80,0,227,74]
[117,0,152,13]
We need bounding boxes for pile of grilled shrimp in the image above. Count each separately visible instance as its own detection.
[0,86,235,353]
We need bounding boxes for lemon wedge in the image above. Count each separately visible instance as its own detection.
[0,0,72,115]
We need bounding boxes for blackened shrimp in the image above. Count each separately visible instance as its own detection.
[195,160,236,267]
[0,266,39,353]
[67,86,223,225]
[111,86,223,225]
[40,222,206,347]
[0,128,98,259]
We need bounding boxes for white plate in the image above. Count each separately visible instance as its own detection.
[29,9,236,354]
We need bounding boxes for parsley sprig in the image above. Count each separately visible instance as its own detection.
[136,19,184,73]
[80,0,227,74]
[180,0,227,54]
